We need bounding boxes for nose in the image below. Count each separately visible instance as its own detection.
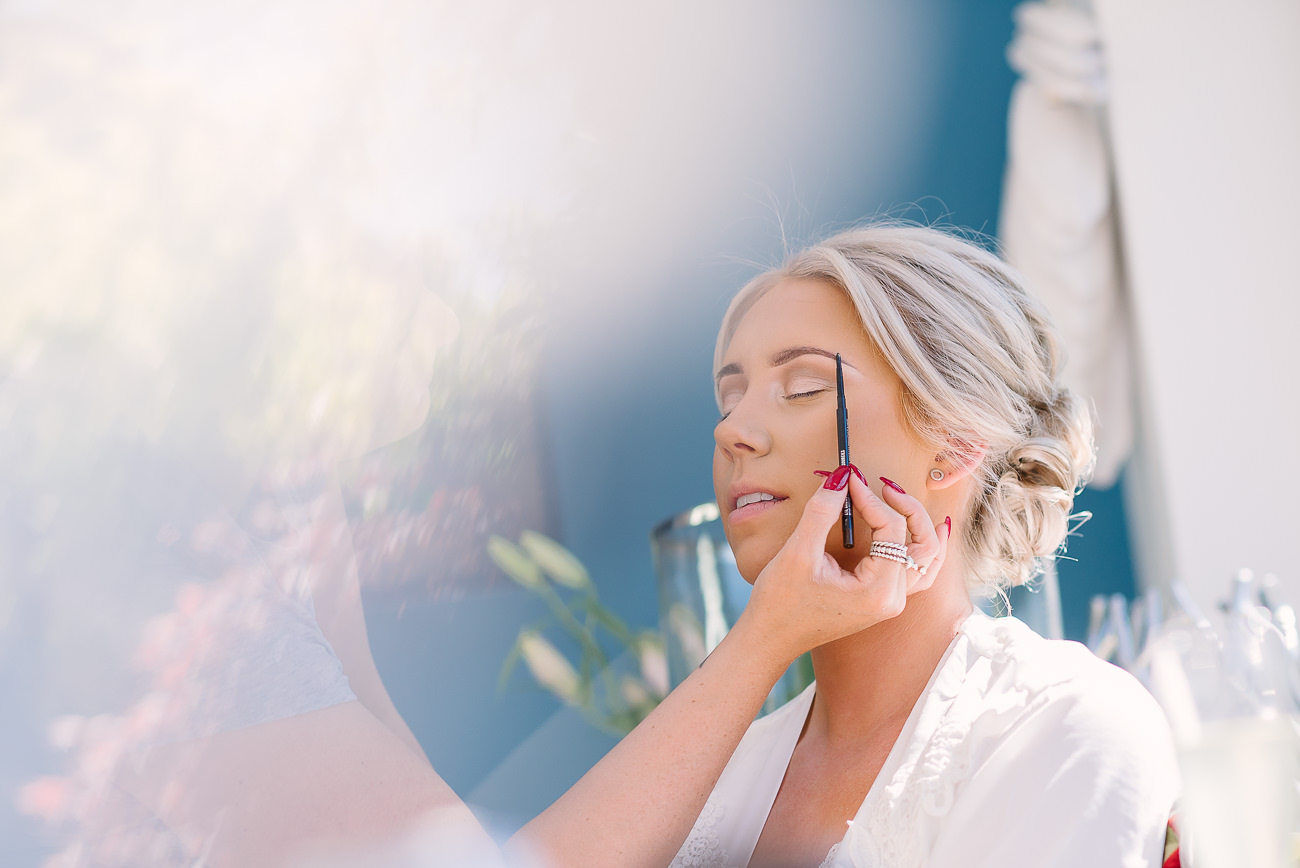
[713,393,772,461]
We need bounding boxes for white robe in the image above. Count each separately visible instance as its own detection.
[670,612,1178,868]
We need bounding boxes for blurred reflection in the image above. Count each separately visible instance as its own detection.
[0,1,568,863]
[651,503,814,717]
[0,0,937,863]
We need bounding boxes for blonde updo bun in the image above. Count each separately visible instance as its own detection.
[715,223,1095,591]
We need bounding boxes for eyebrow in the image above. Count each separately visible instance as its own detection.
[715,345,853,386]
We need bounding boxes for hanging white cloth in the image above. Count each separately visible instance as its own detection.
[999,1,1132,487]
[1082,0,1300,605]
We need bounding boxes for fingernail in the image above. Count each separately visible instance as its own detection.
[823,466,851,491]
[944,516,952,537]
[880,476,906,495]
[813,469,832,478]
[848,464,866,486]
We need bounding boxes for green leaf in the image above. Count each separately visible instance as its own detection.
[497,637,524,693]
[620,675,651,709]
[578,596,636,646]
[487,535,544,589]
[520,531,590,590]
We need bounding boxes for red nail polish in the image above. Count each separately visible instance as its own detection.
[823,466,851,491]
[848,464,866,485]
[813,469,832,478]
[880,476,906,495]
[944,516,952,536]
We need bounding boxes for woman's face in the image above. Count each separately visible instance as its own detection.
[713,278,933,581]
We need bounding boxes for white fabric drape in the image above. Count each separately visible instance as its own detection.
[1000,1,1132,488]
[1001,0,1300,608]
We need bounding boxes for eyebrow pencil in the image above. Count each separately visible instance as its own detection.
[836,353,854,548]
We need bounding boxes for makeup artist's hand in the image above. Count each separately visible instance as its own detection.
[736,466,951,666]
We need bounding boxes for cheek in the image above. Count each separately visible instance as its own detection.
[729,480,822,583]
[848,419,929,494]
[712,447,725,499]
[784,408,839,467]
[717,416,842,582]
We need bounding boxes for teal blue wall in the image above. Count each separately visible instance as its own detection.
[537,0,1135,650]
[368,0,1138,833]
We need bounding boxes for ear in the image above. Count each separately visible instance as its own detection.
[926,438,987,491]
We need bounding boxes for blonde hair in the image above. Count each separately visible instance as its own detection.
[714,223,1095,591]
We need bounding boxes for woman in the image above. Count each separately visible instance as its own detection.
[49,224,1173,868]
[26,213,935,866]
[627,223,1177,867]
[513,224,1177,868]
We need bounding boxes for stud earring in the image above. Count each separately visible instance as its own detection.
[930,468,945,481]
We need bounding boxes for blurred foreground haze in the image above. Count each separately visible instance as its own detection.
[2,1,1109,863]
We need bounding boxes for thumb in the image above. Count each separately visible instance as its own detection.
[788,469,851,558]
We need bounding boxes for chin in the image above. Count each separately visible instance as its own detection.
[731,540,778,586]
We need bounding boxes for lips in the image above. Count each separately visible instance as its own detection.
[736,491,778,509]
[727,483,788,522]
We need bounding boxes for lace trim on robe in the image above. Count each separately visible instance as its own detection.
[818,839,844,868]
[841,616,1071,868]
[670,799,729,868]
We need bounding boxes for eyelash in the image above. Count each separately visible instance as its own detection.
[787,389,826,400]
[716,388,827,423]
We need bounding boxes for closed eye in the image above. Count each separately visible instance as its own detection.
[786,389,827,400]
[717,387,826,423]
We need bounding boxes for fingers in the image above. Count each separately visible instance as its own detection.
[924,517,953,588]
[903,515,949,594]
[787,469,858,563]
[843,471,952,594]
[843,470,907,548]
[811,467,955,597]
[745,469,954,660]
[874,476,951,593]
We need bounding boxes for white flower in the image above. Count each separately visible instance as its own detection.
[520,531,590,590]
[518,631,582,704]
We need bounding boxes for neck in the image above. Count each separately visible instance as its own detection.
[807,566,973,744]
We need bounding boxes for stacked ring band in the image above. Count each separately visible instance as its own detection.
[868,540,909,565]
[868,540,928,576]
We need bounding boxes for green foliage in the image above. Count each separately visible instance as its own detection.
[489,531,666,735]
[487,536,545,590]
[519,530,590,590]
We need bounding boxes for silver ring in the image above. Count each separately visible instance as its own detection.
[869,540,928,576]
[868,540,908,565]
